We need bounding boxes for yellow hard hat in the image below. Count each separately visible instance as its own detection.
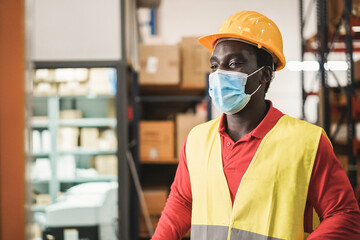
[199,11,286,71]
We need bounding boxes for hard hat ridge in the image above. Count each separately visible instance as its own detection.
[199,11,286,71]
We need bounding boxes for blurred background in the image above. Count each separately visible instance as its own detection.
[1,0,360,239]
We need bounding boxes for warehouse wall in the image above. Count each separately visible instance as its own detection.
[158,0,304,118]
[33,0,121,61]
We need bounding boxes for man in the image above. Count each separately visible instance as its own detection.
[152,11,360,239]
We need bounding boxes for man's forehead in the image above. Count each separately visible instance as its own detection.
[212,39,256,57]
[214,38,255,49]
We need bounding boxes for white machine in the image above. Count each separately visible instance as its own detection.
[43,182,118,240]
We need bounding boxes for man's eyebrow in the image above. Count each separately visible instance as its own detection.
[210,53,245,62]
[224,53,245,60]
[210,56,218,62]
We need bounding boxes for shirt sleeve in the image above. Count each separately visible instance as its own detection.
[151,137,192,240]
[307,134,360,239]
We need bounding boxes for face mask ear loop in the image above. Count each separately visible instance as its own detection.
[248,66,265,78]
[250,83,262,96]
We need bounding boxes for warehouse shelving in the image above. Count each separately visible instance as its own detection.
[31,93,118,201]
[129,71,211,239]
[32,149,117,157]
[33,117,117,128]
[300,0,358,189]
[29,60,131,240]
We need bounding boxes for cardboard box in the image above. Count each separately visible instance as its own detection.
[29,223,42,239]
[58,82,88,96]
[176,113,206,158]
[94,155,117,176]
[60,110,83,119]
[139,215,160,236]
[140,121,175,161]
[54,68,89,82]
[80,128,99,148]
[33,82,57,96]
[34,69,55,82]
[143,188,168,215]
[139,44,180,85]
[58,127,79,150]
[336,154,348,174]
[354,59,360,81]
[181,37,212,88]
[98,129,117,150]
[35,194,51,205]
[88,68,113,95]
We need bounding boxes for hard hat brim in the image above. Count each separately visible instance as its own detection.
[198,33,286,71]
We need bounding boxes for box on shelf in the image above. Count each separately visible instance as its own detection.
[58,82,88,96]
[80,128,99,149]
[354,60,360,81]
[336,154,348,174]
[35,194,51,205]
[176,113,206,158]
[58,127,79,150]
[29,223,42,240]
[139,44,180,85]
[88,68,114,95]
[54,68,89,82]
[99,129,117,150]
[181,37,212,88]
[139,121,175,162]
[34,69,55,82]
[59,110,83,119]
[139,215,160,236]
[57,155,76,180]
[32,158,51,180]
[93,155,117,176]
[33,82,57,96]
[143,188,168,215]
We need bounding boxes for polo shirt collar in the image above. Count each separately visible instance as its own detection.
[218,100,284,140]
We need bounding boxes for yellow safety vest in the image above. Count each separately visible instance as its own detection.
[186,115,323,240]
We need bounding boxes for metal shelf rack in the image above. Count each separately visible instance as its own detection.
[300,0,358,188]
[130,71,211,239]
[31,59,130,239]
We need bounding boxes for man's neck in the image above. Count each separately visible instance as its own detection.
[225,100,269,142]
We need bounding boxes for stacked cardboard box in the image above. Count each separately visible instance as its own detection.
[176,113,206,158]
[139,121,175,162]
[180,37,212,88]
[58,127,79,150]
[139,37,211,88]
[80,128,99,149]
[139,188,168,236]
[33,68,115,96]
[139,45,180,85]
[93,155,117,176]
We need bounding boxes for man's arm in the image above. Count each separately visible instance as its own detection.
[308,134,360,239]
[151,138,192,240]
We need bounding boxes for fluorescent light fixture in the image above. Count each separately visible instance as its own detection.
[352,26,360,32]
[325,61,348,71]
[287,61,319,71]
[287,61,348,71]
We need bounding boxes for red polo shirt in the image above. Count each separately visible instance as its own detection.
[152,102,360,239]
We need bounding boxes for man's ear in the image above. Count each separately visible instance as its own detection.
[260,66,273,84]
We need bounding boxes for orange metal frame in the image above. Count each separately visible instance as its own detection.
[0,0,25,239]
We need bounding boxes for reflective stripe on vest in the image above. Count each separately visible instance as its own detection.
[186,115,323,240]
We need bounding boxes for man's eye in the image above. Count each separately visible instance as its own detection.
[229,61,242,68]
[210,64,218,71]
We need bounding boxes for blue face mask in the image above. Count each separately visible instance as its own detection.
[208,67,264,115]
